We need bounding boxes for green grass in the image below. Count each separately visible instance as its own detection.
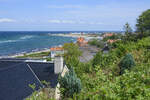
[17,51,50,59]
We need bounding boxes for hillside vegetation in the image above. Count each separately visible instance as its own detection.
[60,9,150,100]
[70,37,150,100]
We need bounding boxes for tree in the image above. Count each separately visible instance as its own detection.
[63,43,82,67]
[136,9,150,37]
[119,53,135,74]
[58,68,82,98]
[124,22,133,37]
[122,22,138,41]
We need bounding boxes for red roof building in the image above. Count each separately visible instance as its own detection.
[107,39,119,44]
[50,47,63,51]
[50,47,64,58]
[77,37,88,47]
[103,33,114,38]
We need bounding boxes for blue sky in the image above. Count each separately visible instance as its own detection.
[0,0,149,31]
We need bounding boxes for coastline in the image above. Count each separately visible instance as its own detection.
[0,33,100,59]
[50,33,92,38]
[0,48,51,58]
[0,33,77,59]
[50,33,103,40]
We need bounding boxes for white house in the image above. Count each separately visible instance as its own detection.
[50,46,64,59]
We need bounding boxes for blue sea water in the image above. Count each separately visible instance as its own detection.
[0,31,76,56]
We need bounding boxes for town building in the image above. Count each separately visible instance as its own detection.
[107,39,120,44]
[77,37,88,47]
[102,33,114,38]
[50,47,64,59]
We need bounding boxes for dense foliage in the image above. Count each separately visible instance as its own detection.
[136,9,150,37]
[61,35,150,100]
[71,36,150,100]
[88,39,105,48]
[58,68,82,98]
[61,9,150,100]
[63,43,82,68]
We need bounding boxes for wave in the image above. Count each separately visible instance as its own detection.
[19,35,34,40]
[0,40,19,44]
[0,35,34,44]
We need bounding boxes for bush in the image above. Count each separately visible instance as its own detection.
[27,82,55,100]
[46,57,51,61]
[119,53,135,74]
[88,39,105,48]
[58,68,82,98]
[92,51,103,67]
[88,39,99,46]
[113,42,128,58]
[92,51,118,70]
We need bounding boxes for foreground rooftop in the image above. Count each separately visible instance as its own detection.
[0,58,58,100]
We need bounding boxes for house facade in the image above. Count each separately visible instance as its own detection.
[50,47,64,59]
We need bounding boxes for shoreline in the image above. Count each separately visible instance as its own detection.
[0,48,50,58]
[50,33,92,38]
[50,33,103,40]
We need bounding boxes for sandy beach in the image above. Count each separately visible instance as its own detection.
[50,33,103,40]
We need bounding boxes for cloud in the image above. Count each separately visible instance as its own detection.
[48,20,76,24]
[61,20,75,24]
[48,19,103,25]
[48,20,61,24]
[47,5,85,9]
[0,18,16,23]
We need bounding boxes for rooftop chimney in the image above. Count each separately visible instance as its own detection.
[54,56,63,74]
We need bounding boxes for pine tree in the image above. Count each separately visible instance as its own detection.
[119,53,135,74]
[58,68,82,98]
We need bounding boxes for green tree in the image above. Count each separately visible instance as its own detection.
[88,39,105,48]
[119,53,135,74]
[58,68,82,98]
[124,22,133,36]
[123,22,133,41]
[136,9,150,37]
[63,43,82,67]
[122,22,138,41]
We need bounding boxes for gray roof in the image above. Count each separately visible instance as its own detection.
[27,62,58,88]
[0,59,58,100]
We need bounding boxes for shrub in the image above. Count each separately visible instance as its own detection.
[92,51,103,67]
[88,39,99,46]
[119,53,135,74]
[92,51,118,70]
[58,68,82,98]
[27,82,55,100]
[88,39,105,48]
[46,57,51,61]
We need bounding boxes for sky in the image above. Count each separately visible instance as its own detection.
[0,0,149,31]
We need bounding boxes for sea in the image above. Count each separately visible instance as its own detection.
[0,31,77,57]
